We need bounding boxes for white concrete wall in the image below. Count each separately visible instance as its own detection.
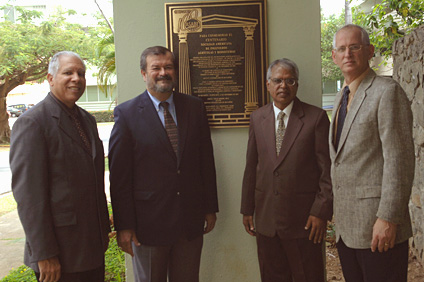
[112,1,321,281]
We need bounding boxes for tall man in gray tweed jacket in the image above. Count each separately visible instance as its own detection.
[330,24,415,282]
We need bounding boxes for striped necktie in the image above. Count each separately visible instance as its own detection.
[160,102,178,155]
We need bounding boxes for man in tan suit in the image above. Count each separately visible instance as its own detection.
[241,58,333,282]
[330,24,415,282]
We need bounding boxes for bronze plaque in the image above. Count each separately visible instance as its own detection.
[165,0,268,128]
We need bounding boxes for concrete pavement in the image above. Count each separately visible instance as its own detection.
[0,206,25,279]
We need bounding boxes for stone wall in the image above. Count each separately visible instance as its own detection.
[392,25,424,264]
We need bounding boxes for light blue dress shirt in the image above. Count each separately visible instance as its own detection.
[147,92,178,127]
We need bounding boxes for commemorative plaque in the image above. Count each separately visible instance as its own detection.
[165,0,268,128]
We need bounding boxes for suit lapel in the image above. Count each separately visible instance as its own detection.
[174,93,187,165]
[47,95,91,155]
[335,70,376,156]
[275,98,304,169]
[260,104,277,162]
[79,108,97,158]
[329,90,343,156]
[137,92,178,162]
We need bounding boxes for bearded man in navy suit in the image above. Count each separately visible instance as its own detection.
[109,46,218,282]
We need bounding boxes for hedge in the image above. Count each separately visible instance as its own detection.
[89,110,114,123]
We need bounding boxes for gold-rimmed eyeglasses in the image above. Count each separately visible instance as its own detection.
[334,44,369,53]
[270,78,297,87]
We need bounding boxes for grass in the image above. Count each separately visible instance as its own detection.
[0,194,17,217]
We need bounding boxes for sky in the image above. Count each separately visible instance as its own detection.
[320,0,363,17]
[0,0,113,25]
[2,0,361,21]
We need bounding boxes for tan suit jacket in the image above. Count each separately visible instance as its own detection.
[329,70,415,249]
[241,97,333,239]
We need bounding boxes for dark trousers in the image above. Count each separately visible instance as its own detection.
[35,264,104,282]
[336,238,408,282]
[256,233,325,282]
[132,235,203,282]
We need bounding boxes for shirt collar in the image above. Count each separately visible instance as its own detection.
[147,91,175,111]
[273,100,294,121]
[49,92,78,116]
[342,68,370,98]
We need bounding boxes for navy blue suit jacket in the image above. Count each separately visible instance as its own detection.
[109,91,218,245]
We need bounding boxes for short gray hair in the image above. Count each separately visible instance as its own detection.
[48,51,85,77]
[332,24,370,49]
[266,58,299,81]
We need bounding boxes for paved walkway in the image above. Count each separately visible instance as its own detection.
[0,207,25,278]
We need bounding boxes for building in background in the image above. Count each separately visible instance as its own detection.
[1,0,116,111]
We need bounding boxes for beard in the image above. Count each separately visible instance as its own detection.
[150,75,175,93]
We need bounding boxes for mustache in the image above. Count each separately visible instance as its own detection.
[156,75,172,81]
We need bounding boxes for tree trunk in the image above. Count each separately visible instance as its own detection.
[345,0,352,24]
[0,98,10,144]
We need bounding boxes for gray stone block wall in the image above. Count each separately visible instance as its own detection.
[393,25,424,264]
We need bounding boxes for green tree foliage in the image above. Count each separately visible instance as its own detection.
[354,0,424,60]
[96,29,116,98]
[321,12,345,82]
[0,5,99,143]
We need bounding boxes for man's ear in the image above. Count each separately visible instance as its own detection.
[331,50,337,63]
[141,70,147,82]
[47,73,54,86]
[367,44,375,60]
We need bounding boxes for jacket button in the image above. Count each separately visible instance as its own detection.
[274,172,279,176]
[177,170,181,174]
[177,192,180,196]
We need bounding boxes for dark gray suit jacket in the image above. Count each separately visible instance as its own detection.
[10,94,110,273]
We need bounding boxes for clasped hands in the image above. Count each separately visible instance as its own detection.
[242,215,326,244]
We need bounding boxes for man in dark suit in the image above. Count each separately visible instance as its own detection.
[10,51,110,282]
[108,46,218,282]
[241,58,333,282]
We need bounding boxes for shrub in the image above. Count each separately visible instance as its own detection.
[89,110,114,122]
[0,266,36,282]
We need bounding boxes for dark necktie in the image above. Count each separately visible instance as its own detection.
[276,111,286,156]
[160,102,178,155]
[69,109,91,153]
[335,86,350,151]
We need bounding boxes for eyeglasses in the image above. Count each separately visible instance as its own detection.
[334,44,369,53]
[270,78,297,86]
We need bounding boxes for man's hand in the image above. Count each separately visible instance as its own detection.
[242,215,256,236]
[117,229,141,257]
[371,218,397,252]
[305,215,326,244]
[38,256,61,282]
[204,213,217,234]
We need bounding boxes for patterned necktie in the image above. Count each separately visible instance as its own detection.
[276,111,286,156]
[69,109,91,153]
[335,86,350,151]
[160,102,178,155]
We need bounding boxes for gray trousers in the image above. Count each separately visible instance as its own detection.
[132,235,203,282]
